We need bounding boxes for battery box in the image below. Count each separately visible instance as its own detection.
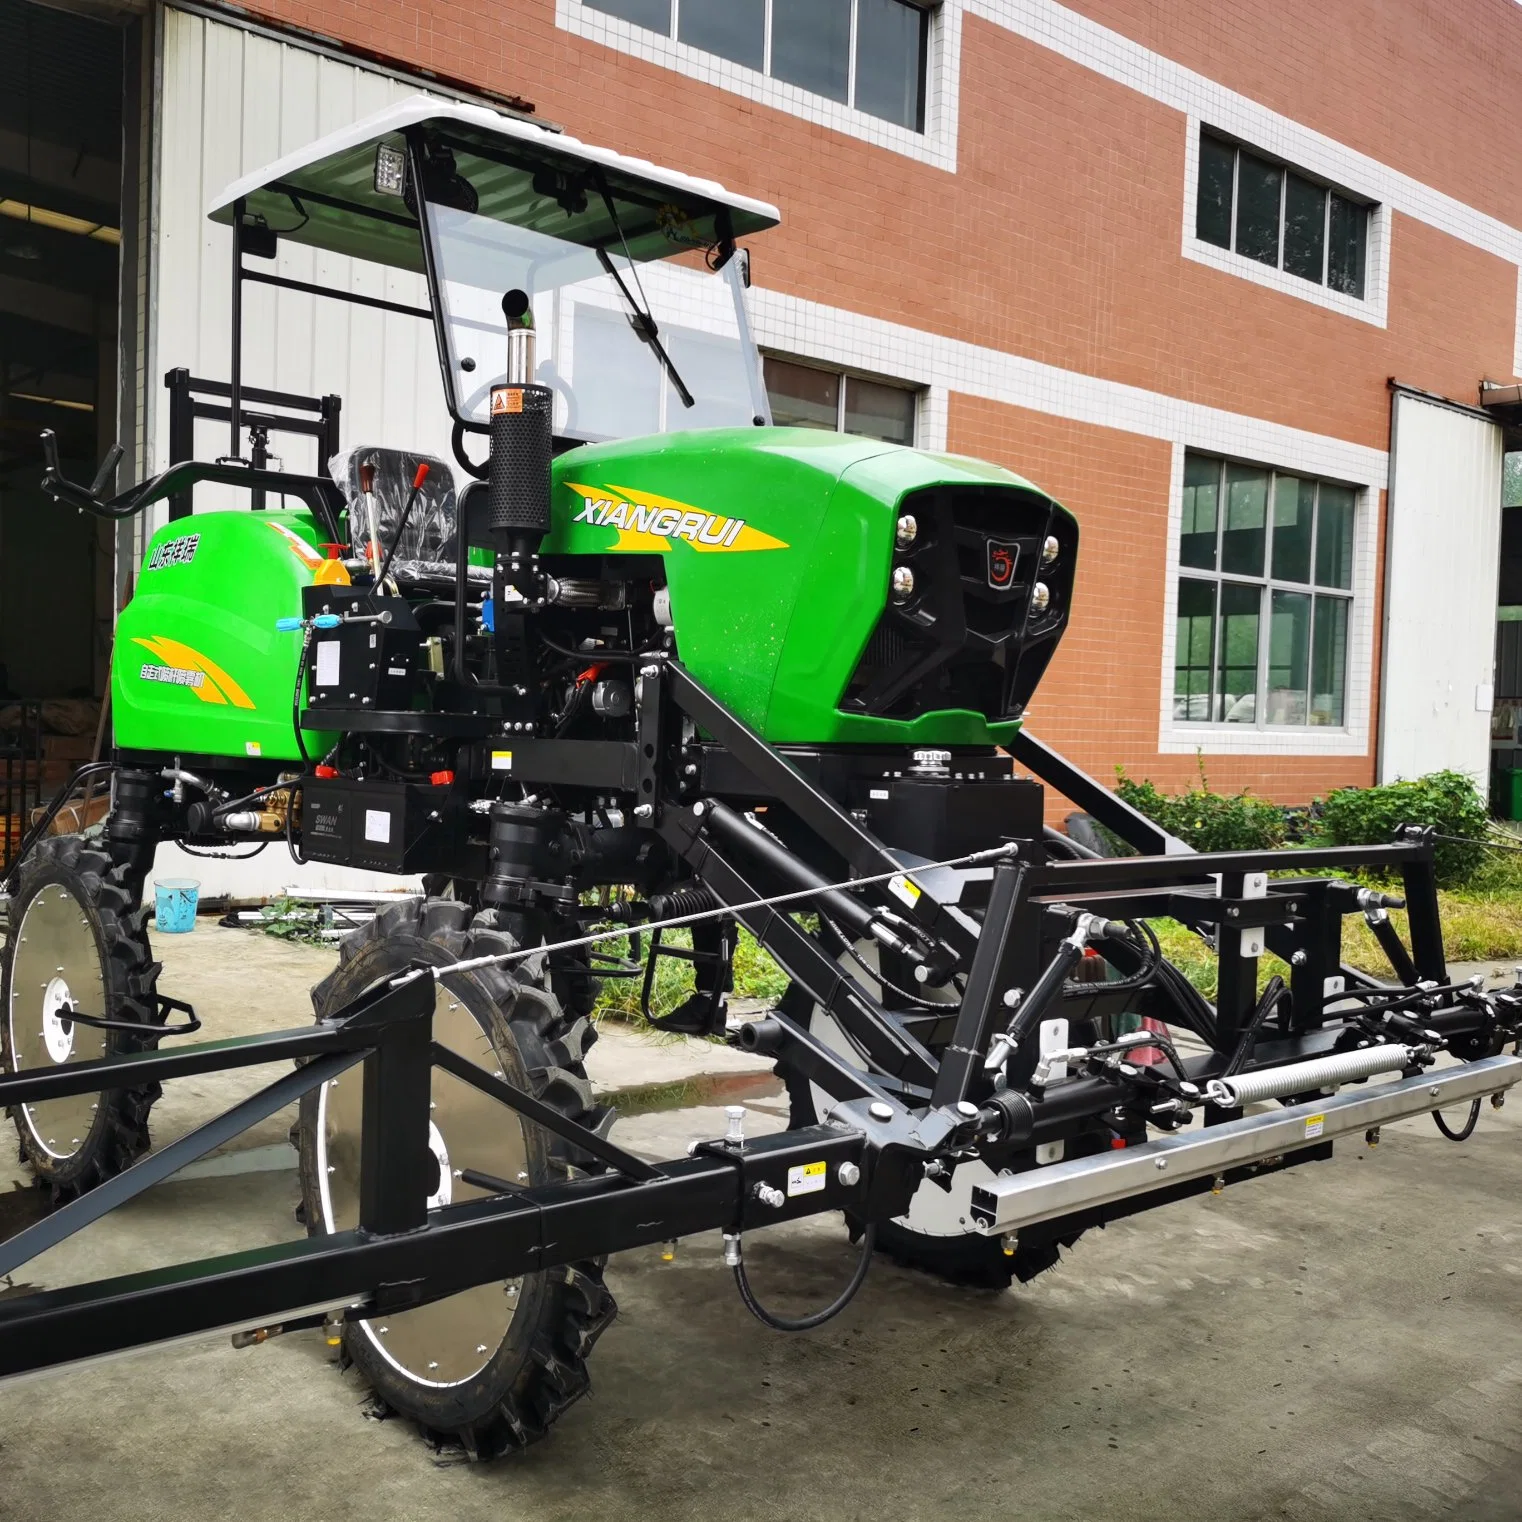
[301,587,422,712]
[855,774,1044,860]
[301,776,466,873]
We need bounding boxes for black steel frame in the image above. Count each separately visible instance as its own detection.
[8,119,1498,1402]
[0,652,1489,1389]
[165,366,342,519]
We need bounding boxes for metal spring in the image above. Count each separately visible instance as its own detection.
[1208,1044,1418,1107]
[648,884,721,920]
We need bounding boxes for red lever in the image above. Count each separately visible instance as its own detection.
[412,461,431,490]
[314,764,339,779]
[430,769,455,787]
[318,542,346,561]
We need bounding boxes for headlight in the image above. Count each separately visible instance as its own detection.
[891,566,916,602]
[1041,534,1060,567]
[896,515,918,549]
[1030,581,1051,614]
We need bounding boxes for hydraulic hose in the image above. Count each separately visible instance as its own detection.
[730,1224,877,1332]
[1433,1098,1482,1141]
[292,625,313,766]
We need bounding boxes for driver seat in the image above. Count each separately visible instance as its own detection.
[330,446,458,572]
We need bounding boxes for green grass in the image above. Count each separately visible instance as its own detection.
[591,923,789,1026]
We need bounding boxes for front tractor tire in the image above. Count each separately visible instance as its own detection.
[297,896,616,1459]
[0,835,163,1201]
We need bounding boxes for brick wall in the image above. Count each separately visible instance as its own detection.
[221,0,1521,800]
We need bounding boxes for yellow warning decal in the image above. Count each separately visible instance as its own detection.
[565,481,788,554]
[131,636,256,709]
[888,873,922,908]
[1304,1113,1326,1140]
[787,1161,827,1197]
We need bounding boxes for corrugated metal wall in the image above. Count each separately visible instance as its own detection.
[145,8,452,897]
[149,7,453,526]
[1379,391,1503,782]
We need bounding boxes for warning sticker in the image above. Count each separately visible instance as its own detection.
[364,809,392,844]
[1304,1113,1326,1140]
[888,873,921,908]
[787,1161,827,1198]
[315,641,340,689]
[491,750,514,772]
[490,387,524,416]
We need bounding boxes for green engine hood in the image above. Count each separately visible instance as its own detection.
[546,426,1077,746]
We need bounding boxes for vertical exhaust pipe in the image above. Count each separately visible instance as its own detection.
[489,288,553,586]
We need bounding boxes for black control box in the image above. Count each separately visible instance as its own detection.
[301,776,466,873]
[855,773,1044,860]
[301,587,422,712]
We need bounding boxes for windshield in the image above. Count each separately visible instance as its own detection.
[417,143,770,441]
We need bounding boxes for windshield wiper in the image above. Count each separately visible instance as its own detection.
[591,179,695,410]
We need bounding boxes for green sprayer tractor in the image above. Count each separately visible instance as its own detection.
[1,98,1518,1459]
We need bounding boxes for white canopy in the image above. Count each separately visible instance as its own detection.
[207,95,780,273]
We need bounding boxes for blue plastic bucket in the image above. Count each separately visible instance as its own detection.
[154,878,200,933]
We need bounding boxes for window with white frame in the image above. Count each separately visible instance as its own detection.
[582,0,931,132]
[763,356,917,444]
[1174,451,1355,728]
[1195,130,1371,300]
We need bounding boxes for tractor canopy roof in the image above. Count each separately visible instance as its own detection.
[207,95,780,275]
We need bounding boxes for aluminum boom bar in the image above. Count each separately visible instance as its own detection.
[969,1055,1522,1236]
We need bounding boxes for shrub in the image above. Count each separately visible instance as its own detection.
[1114,765,1287,853]
[1316,770,1489,887]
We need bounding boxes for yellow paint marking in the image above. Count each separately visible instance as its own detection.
[131,636,256,709]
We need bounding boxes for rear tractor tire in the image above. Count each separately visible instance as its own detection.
[297,896,616,1458]
[779,957,1083,1291]
[0,834,163,1202]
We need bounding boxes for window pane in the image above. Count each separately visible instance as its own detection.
[1218,581,1261,722]
[765,358,839,430]
[844,376,915,444]
[584,0,673,30]
[1283,173,1326,283]
[1267,589,1311,725]
[1222,463,1268,576]
[1196,135,1234,249]
[1174,578,1217,721]
[1180,453,1220,570]
[678,0,764,69]
[572,306,662,438]
[665,324,762,430]
[1271,473,1315,582]
[772,0,851,102]
[855,0,928,130]
[1328,194,1367,298]
[1235,152,1282,266]
[1310,595,1349,726]
[1315,483,1355,588]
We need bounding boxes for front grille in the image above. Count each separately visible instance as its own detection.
[841,484,1077,723]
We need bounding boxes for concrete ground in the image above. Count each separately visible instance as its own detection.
[1,925,1521,1522]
